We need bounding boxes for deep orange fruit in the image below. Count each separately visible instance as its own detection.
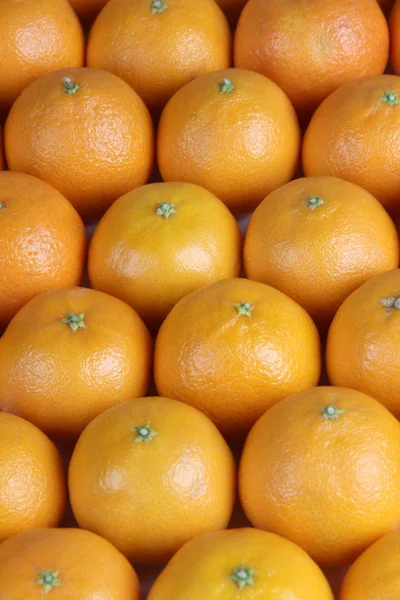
[158,68,300,214]
[0,287,152,439]
[5,67,155,222]
[0,528,141,599]
[0,171,86,331]
[69,396,236,564]
[244,176,399,329]
[239,386,400,567]
[87,0,232,115]
[0,412,66,543]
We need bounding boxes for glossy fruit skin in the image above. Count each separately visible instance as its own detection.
[390,0,400,74]
[68,0,108,28]
[0,413,66,543]
[89,182,243,329]
[239,386,400,568]
[69,396,236,565]
[340,530,400,600]
[0,0,84,118]
[0,287,152,440]
[157,68,300,214]
[148,528,334,600]
[327,269,400,418]
[234,0,388,122]
[87,0,232,115]
[5,67,155,223]
[0,528,141,600]
[154,278,320,438]
[0,172,86,331]
[303,75,400,215]
[244,176,399,330]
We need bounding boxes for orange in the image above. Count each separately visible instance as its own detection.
[239,386,400,568]
[154,278,320,438]
[68,0,108,27]
[158,68,300,214]
[148,528,334,600]
[0,287,152,440]
[88,182,243,329]
[68,396,236,564]
[234,0,389,122]
[0,171,86,331]
[0,0,84,120]
[326,268,400,418]
[86,0,232,115]
[244,176,399,330]
[0,412,66,543]
[0,528,140,599]
[4,67,155,223]
[340,530,400,600]
[302,74,400,216]
[390,0,400,74]
[215,0,248,26]
[0,125,4,170]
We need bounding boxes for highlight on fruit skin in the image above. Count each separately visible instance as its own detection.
[147,528,334,600]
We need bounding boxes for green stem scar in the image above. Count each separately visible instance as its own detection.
[321,405,346,420]
[35,570,61,594]
[381,296,400,310]
[151,0,168,13]
[233,302,254,317]
[156,202,177,219]
[380,91,400,107]
[219,78,235,94]
[134,422,158,442]
[0,201,6,209]
[61,312,86,333]
[62,77,79,95]
[230,567,255,589]
[305,196,325,210]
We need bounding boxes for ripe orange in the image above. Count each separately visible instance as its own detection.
[216,0,248,25]
[154,278,320,438]
[4,67,155,223]
[88,182,243,329]
[390,0,400,74]
[234,0,389,122]
[148,528,334,600]
[340,530,400,600]
[239,386,400,568]
[68,0,108,27]
[0,171,86,331]
[0,412,66,543]
[0,287,152,440]
[157,68,300,214]
[244,176,399,330]
[0,0,84,119]
[87,0,232,115]
[0,528,140,599]
[303,75,400,216]
[326,268,400,418]
[68,396,236,564]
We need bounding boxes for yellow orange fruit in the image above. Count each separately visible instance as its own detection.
[0,287,152,439]
[5,67,155,222]
[148,528,334,600]
[0,412,66,543]
[244,176,399,330]
[0,171,86,331]
[0,0,84,118]
[154,278,320,438]
[340,530,400,600]
[89,182,242,329]
[302,75,400,215]
[326,268,400,418]
[69,396,236,564]
[87,0,232,115]
[234,0,389,121]
[239,386,400,567]
[157,68,300,214]
[0,528,140,599]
